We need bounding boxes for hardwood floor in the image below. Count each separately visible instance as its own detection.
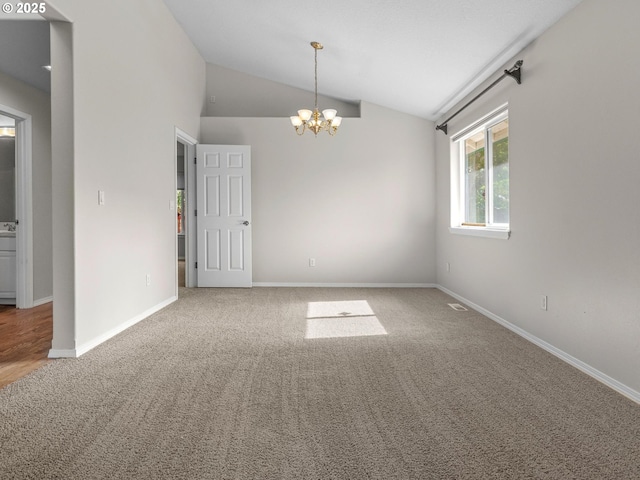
[0,302,53,389]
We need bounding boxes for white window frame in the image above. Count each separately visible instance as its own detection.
[449,104,510,239]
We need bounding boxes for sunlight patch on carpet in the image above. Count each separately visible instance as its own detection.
[305,316,387,339]
[448,303,468,311]
[306,300,375,319]
[305,300,386,339]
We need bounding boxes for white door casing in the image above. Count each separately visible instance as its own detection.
[196,145,252,287]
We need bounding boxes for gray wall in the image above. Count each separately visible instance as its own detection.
[435,0,640,396]
[0,70,52,302]
[48,0,205,353]
[202,101,436,285]
[206,63,360,118]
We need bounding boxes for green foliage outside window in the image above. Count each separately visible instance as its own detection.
[492,136,509,223]
[465,136,509,223]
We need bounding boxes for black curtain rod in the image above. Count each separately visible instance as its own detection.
[435,60,523,135]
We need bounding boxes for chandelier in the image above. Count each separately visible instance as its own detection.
[290,42,342,136]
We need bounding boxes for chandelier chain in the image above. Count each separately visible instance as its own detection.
[314,47,318,110]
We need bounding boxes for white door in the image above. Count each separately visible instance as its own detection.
[196,145,252,287]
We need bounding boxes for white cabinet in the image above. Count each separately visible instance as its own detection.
[0,235,16,304]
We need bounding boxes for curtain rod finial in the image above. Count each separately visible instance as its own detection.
[505,60,523,84]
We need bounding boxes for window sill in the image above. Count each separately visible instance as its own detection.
[449,226,510,240]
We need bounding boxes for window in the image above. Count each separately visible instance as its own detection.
[450,106,510,239]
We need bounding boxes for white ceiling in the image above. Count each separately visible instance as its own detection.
[0,114,15,127]
[0,3,583,119]
[162,0,583,120]
[0,20,50,92]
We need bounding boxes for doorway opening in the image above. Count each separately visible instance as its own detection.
[175,128,197,292]
[177,140,186,288]
[0,104,34,309]
[0,115,16,305]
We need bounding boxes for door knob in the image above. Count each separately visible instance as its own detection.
[242,220,250,226]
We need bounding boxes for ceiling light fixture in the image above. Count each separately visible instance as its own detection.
[290,42,342,136]
[0,127,15,138]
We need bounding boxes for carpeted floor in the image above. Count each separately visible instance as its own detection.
[1,287,639,479]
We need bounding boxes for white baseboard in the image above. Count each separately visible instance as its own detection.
[253,282,437,288]
[47,348,76,358]
[48,296,177,359]
[33,296,53,307]
[437,285,640,405]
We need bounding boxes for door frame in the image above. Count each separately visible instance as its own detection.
[174,127,197,292]
[0,103,33,308]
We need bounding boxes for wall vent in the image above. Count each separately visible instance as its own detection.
[448,303,468,312]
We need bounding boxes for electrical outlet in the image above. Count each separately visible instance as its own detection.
[146,274,151,286]
[540,295,547,311]
[209,95,216,103]
[309,258,316,267]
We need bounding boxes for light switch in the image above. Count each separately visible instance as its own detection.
[98,190,105,205]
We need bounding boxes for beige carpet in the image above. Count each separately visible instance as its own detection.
[1,287,639,479]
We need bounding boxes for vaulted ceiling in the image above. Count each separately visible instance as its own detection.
[0,20,50,92]
[0,2,583,119]
[162,0,583,120]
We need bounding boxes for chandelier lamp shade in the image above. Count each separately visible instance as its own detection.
[290,42,342,136]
